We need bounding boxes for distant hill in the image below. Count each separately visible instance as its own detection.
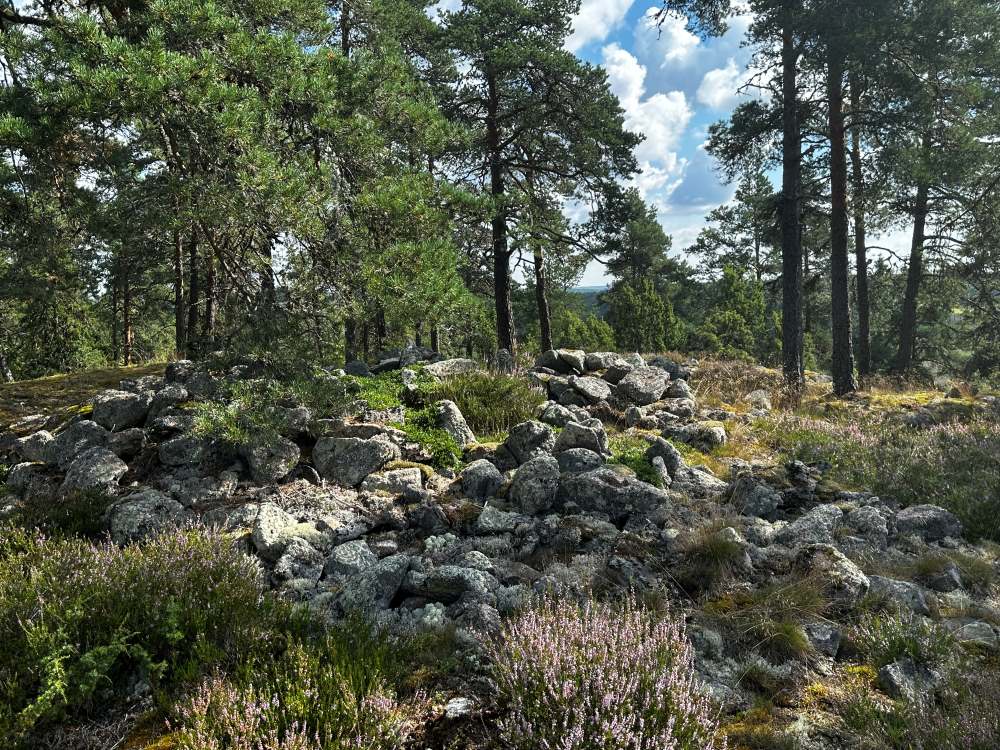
[570,286,607,315]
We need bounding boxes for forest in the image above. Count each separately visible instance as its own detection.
[2,0,999,389]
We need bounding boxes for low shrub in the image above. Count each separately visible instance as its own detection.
[11,487,113,538]
[608,432,663,488]
[852,613,955,669]
[676,523,746,596]
[0,526,286,744]
[394,408,462,471]
[487,594,723,750]
[427,372,544,439]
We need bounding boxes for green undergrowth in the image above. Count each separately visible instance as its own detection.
[11,487,113,539]
[392,407,462,471]
[425,372,545,438]
[607,432,663,487]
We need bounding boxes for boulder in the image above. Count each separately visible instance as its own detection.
[336,554,411,612]
[775,504,843,546]
[7,462,42,495]
[324,539,378,578]
[868,575,931,616]
[794,544,869,611]
[878,659,940,703]
[556,448,605,474]
[504,421,555,465]
[556,467,670,524]
[242,434,300,484]
[408,565,500,604]
[52,420,109,469]
[61,447,127,493]
[251,502,298,561]
[92,389,152,431]
[462,459,503,500]
[570,376,612,404]
[109,489,190,544]
[313,435,401,487]
[476,504,520,534]
[165,360,196,383]
[158,434,205,467]
[553,420,608,456]
[435,400,476,448]
[644,436,683,476]
[273,538,325,583]
[664,379,694,400]
[148,384,189,420]
[16,430,55,464]
[424,358,481,378]
[670,466,728,498]
[584,352,629,372]
[895,504,962,542]
[360,467,424,500]
[539,402,575,428]
[730,475,782,519]
[344,360,371,377]
[615,367,667,406]
[107,428,146,459]
[509,455,561,515]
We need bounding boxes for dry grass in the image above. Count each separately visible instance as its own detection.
[0,363,165,429]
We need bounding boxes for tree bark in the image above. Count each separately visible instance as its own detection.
[895,181,930,372]
[344,319,357,363]
[0,352,13,382]
[187,230,200,358]
[123,266,133,365]
[202,247,215,350]
[780,6,804,388]
[486,67,516,355]
[533,243,552,351]
[340,0,350,57]
[849,75,871,377]
[430,326,439,353]
[173,228,186,357]
[827,46,858,394]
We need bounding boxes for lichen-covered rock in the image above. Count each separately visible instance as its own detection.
[424,358,481,378]
[476,504,520,534]
[553,420,608,456]
[556,448,605,474]
[570,376,612,404]
[539,401,575,428]
[148,384,189,421]
[61,447,127,493]
[158,434,205,467]
[407,565,500,604]
[615,367,667,406]
[895,504,962,542]
[242,434,300,483]
[775,504,843,546]
[868,575,931,615]
[107,428,146,459]
[729,475,782,519]
[109,489,189,544]
[336,554,411,612]
[664,379,694,400]
[92,389,153,431]
[324,539,378,578]
[165,360,196,383]
[556,467,670,524]
[52,420,109,469]
[435,400,476,448]
[313,435,401,487]
[794,543,869,611]
[670,466,727,498]
[509,455,560,515]
[504,421,555,465]
[461,459,503,500]
[7,462,42,494]
[584,352,629,371]
[361,467,424,499]
[251,502,298,561]
[878,658,940,703]
[16,430,55,464]
[273,538,325,583]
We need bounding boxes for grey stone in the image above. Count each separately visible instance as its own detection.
[570,376,612,404]
[462,459,503,500]
[361,467,424,500]
[557,467,670,524]
[775,504,843,546]
[504,421,556,465]
[313,435,401,487]
[435,400,476,448]
[325,539,378,578]
[869,576,931,615]
[424,358,481,378]
[165,360,196,383]
[344,360,371,377]
[273,538,325,583]
[16,430,55,464]
[730,476,782,518]
[7,462,42,494]
[843,505,889,546]
[878,659,940,703]
[476,504,520,533]
[408,565,500,604]
[539,401,576,428]
[924,563,963,593]
[107,428,146,459]
[509,455,561,515]
[337,554,412,613]
[109,489,189,544]
[52,420,109,469]
[61,447,127,493]
[158,434,204,467]
[804,622,842,657]
[242,435,300,483]
[794,544,869,611]
[251,502,297,561]
[148,384,188,420]
[944,619,999,651]
[895,504,962,542]
[664,379,693,400]
[553,420,608,455]
[584,352,629,372]
[556,448,605,474]
[615,367,667,406]
[92,389,152,431]
[645,436,683,475]
[670,466,728,498]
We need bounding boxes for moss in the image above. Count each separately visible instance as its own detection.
[721,701,797,750]
[383,459,436,482]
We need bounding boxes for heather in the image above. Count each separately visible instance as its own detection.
[487,595,724,750]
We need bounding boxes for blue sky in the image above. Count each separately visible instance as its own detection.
[566,3,762,284]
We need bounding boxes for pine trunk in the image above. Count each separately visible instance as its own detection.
[827,46,857,395]
[345,319,357,363]
[895,181,930,372]
[533,244,552,352]
[173,228,186,357]
[781,7,804,388]
[187,231,200,358]
[486,68,515,356]
[430,326,439,353]
[849,77,871,377]
[202,248,215,350]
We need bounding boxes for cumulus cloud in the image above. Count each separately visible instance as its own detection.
[696,58,742,109]
[652,10,701,64]
[567,0,636,53]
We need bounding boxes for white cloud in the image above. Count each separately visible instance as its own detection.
[642,8,700,64]
[567,0,636,53]
[426,0,462,23]
[696,58,742,109]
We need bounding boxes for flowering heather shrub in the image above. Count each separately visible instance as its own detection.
[0,525,278,744]
[487,595,724,750]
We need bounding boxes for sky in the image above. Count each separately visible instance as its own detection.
[566,3,762,285]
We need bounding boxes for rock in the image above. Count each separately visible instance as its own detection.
[61,447,127,493]
[842,505,889,546]
[109,489,189,544]
[944,619,999,651]
[509,455,561,515]
[803,622,842,657]
[107,428,146,459]
[7,462,42,494]
[745,390,772,410]
[148,383,189,418]
[361,467,424,500]
[251,502,298,561]
[794,544,869,611]
[557,468,670,524]
[869,576,931,615]
[92,389,152,430]
[775,504,843,546]
[325,539,378,578]
[493,348,515,374]
[615,367,667,406]
[52,420,109,469]
[924,563,963,593]
[664,421,727,451]
[664,379,694,400]
[504,421,556,465]
[895,504,962,542]
[184,371,220,400]
[242,435,300,483]
[730,476,782,518]
[553,420,608,456]
[644,436,683,476]
[424,358,481,378]
[584,352,629,372]
[313,435,401,487]
[670,466,728,498]
[602,363,634,385]
[476,504,520,534]
[462,459,504,500]
[344,360,371,377]
[158,434,204,467]
[623,406,644,428]
[16,430,55,464]
[556,448,605,474]
[435,400,476,448]
[570,376,612,404]
[539,402,575,428]
[408,565,499,604]
[336,554,411,612]
[165,360,196,383]
[444,697,475,720]
[273,538,325,583]
[878,658,940,703]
